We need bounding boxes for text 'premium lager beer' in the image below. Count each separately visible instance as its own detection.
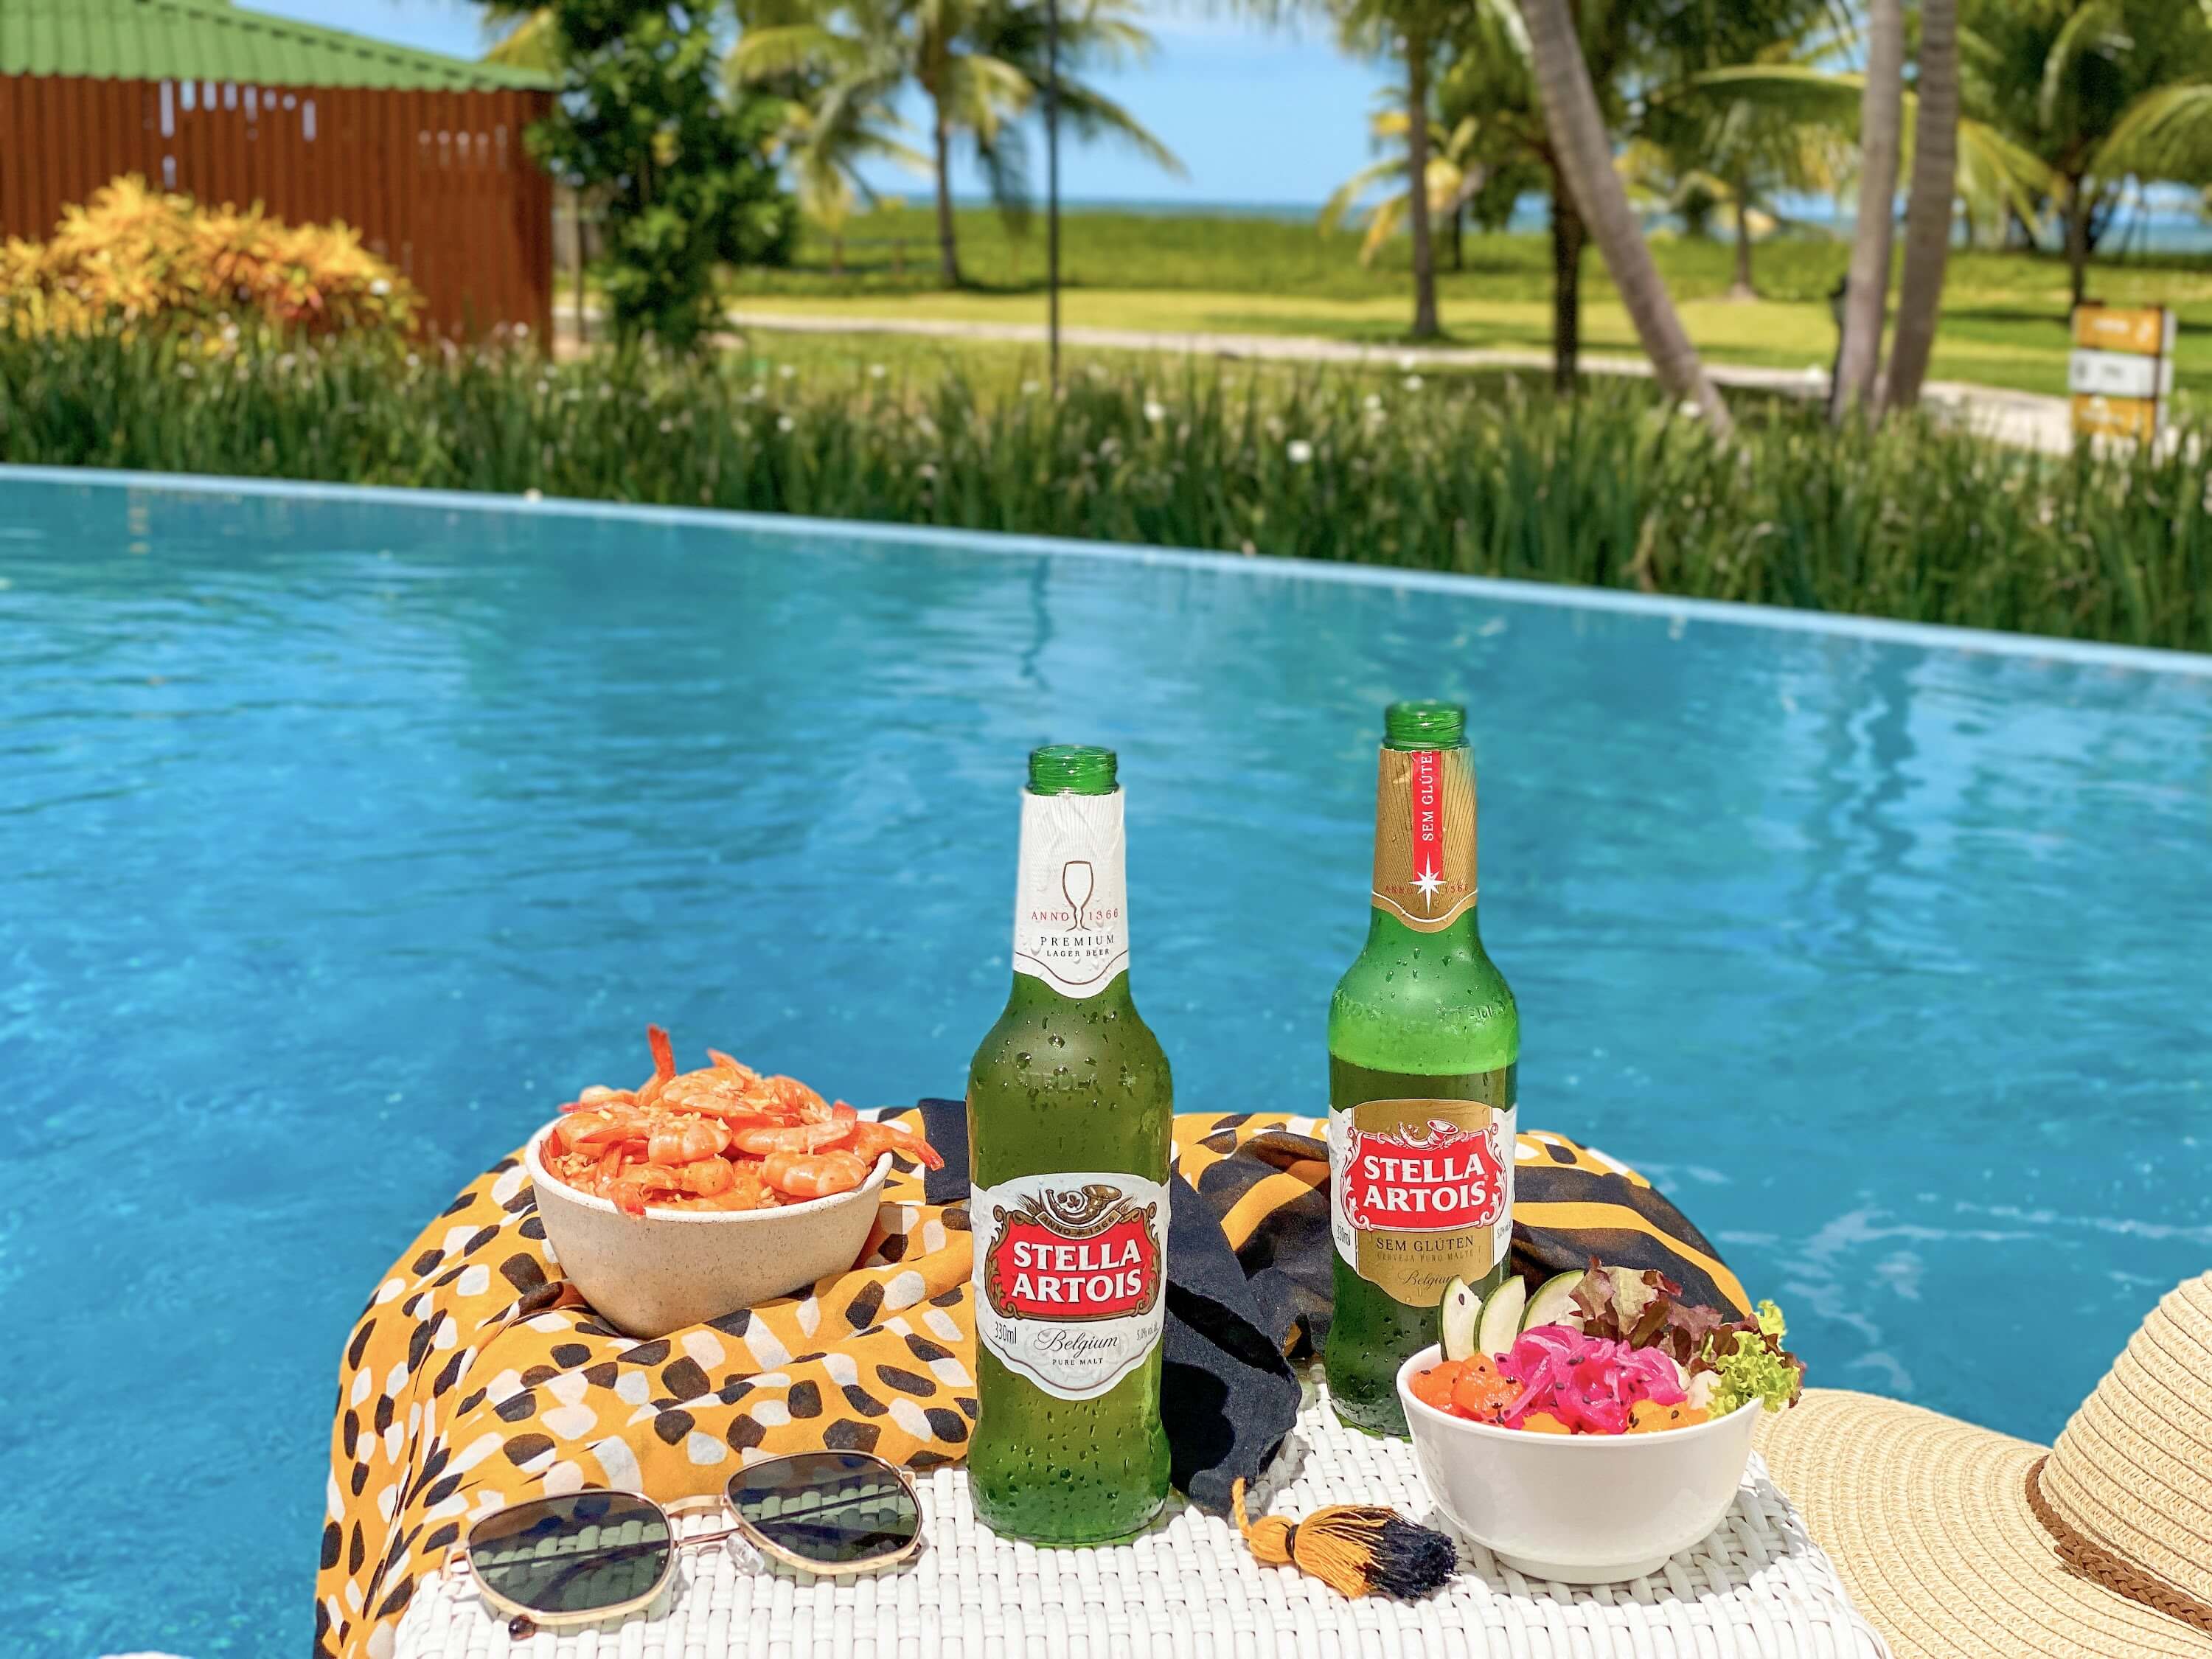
[1325,701,1520,1436]
[967,744,1174,1544]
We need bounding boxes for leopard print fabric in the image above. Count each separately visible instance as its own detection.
[318,1112,1736,1659]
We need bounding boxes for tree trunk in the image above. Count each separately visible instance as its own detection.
[1551,175,1584,394]
[1450,202,1464,272]
[2065,175,2092,307]
[1405,27,1439,341]
[1885,0,1957,410]
[1518,0,1731,434]
[1833,0,1902,422]
[931,99,961,288]
[1730,189,1755,299]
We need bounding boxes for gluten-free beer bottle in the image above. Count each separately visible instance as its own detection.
[967,744,1174,1543]
[1325,700,1519,1436]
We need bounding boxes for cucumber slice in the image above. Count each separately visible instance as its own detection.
[1477,1275,1528,1357]
[1439,1278,1484,1363]
[1522,1269,1587,1334]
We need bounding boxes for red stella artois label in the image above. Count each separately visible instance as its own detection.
[1370,746,1477,932]
[972,1171,1168,1400]
[1329,1098,1514,1305]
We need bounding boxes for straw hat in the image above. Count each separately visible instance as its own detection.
[1756,1273,2212,1659]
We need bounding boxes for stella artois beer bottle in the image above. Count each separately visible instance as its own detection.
[1325,700,1520,1436]
[967,743,1174,1543]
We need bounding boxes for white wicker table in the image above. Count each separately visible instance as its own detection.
[396,1376,1891,1659]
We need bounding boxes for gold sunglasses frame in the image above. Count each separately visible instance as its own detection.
[451,1455,925,1631]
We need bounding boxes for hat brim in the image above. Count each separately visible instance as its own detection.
[1757,1389,2212,1659]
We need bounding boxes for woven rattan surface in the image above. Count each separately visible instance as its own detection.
[396,1377,1891,1659]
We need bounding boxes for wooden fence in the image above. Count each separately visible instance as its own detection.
[0,74,554,338]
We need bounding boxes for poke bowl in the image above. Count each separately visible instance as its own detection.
[521,1026,943,1338]
[1394,1265,1806,1583]
[1397,1341,1761,1582]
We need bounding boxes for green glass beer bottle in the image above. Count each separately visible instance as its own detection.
[1325,700,1520,1436]
[966,744,1174,1544]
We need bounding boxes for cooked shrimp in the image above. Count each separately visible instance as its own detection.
[636,1023,679,1107]
[730,1121,858,1158]
[611,1156,736,1217]
[846,1119,945,1172]
[646,1115,731,1166]
[760,1150,870,1200]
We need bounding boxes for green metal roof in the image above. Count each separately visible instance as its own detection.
[0,0,557,93]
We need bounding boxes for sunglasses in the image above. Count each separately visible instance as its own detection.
[452,1452,922,1632]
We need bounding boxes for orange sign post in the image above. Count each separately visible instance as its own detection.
[2070,306,2174,443]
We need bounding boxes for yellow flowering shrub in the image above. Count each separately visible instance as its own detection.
[0,175,418,338]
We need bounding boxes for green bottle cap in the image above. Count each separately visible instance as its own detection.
[1027,743,1119,795]
[1382,700,1466,749]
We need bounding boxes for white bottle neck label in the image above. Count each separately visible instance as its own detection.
[1011,788,1129,999]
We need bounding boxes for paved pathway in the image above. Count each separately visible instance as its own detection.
[716,307,2077,454]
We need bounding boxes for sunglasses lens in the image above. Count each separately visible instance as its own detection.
[465,1492,673,1615]
[727,1453,920,1568]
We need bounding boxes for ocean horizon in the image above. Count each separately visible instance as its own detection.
[931,192,2212,257]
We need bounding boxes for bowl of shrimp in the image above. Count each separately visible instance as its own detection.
[524,1026,945,1338]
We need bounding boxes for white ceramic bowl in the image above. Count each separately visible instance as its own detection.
[1396,1343,1761,1583]
[524,1121,891,1338]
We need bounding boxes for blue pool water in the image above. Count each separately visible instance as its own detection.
[3,469,2208,1658]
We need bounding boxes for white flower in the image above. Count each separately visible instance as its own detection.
[1398,353,1416,372]
[523,488,544,503]
[658,418,675,434]
[1363,393,1383,413]
[515,323,529,338]
[1144,400,1166,424]
[369,279,390,296]
[1403,374,1424,392]
[1804,364,1826,383]
[1020,379,1041,396]
[778,364,796,380]
[777,414,796,433]
[1286,439,1314,465]
[405,353,420,369]
[1678,398,1703,419]
[868,364,887,379]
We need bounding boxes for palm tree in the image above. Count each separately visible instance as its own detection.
[1319,100,1496,269]
[731,0,1178,288]
[1628,72,1850,301]
[760,86,931,274]
[1885,0,1958,410]
[1832,0,1902,421]
[1964,0,2212,306]
[1517,0,1732,433]
[1316,0,1458,338]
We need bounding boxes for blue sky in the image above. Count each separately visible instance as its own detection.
[258,0,1393,207]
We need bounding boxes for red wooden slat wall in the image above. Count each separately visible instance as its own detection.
[0,73,552,338]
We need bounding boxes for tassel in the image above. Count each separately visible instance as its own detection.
[1230,1478,1458,1600]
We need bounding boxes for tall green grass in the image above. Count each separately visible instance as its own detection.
[2,327,2204,653]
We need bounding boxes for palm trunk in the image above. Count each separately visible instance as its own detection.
[1405,28,1439,341]
[1550,175,1583,393]
[1730,191,1754,299]
[2065,176,2092,307]
[931,98,961,288]
[1885,0,1957,410]
[1518,0,1731,434]
[1833,0,1902,422]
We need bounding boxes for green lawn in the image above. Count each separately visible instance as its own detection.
[718,204,2212,400]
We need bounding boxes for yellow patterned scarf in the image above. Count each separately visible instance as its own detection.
[318,1111,1745,1659]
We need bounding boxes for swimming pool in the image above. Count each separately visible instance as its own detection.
[3,467,2207,1658]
